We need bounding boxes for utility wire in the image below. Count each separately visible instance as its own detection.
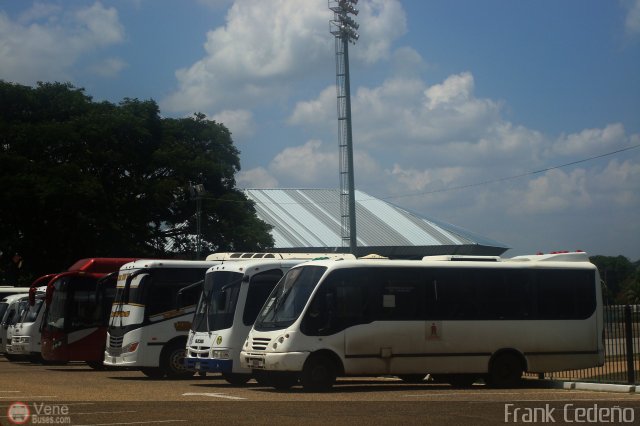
[199,144,640,205]
[381,143,640,202]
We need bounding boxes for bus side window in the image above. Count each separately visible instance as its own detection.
[379,267,423,320]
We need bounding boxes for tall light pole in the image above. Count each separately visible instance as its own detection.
[329,0,359,254]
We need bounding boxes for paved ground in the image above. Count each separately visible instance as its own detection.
[1,358,639,425]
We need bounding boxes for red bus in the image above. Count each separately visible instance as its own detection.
[41,258,136,368]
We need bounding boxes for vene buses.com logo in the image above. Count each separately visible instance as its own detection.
[7,402,30,425]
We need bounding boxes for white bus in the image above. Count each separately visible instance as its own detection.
[185,253,355,385]
[104,259,216,378]
[103,253,322,378]
[1,294,30,360]
[9,286,48,361]
[240,252,604,391]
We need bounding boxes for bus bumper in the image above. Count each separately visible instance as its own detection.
[104,352,139,368]
[241,351,308,372]
[184,356,232,373]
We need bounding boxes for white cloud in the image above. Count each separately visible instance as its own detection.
[261,139,379,188]
[512,169,592,214]
[89,57,127,78]
[353,0,407,64]
[269,140,338,185]
[591,158,640,206]
[0,2,125,85]
[211,109,255,141]
[551,123,626,157]
[237,167,279,189]
[75,2,125,46]
[287,86,336,127]
[162,0,406,114]
[624,0,640,35]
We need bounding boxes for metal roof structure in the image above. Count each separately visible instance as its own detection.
[243,189,508,258]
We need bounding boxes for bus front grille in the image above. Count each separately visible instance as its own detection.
[109,335,123,349]
[251,337,271,351]
[187,346,210,358]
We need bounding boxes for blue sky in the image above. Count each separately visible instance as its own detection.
[1,0,639,259]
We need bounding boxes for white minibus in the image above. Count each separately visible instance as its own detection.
[1,294,30,360]
[185,253,354,385]
[9,285,48,361]
[240,252,604,391]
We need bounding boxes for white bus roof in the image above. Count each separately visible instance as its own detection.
[296,252,595,270]
[120,259,222,270]
[204,252,355,261]
[0,287,30,294]
[423,251,591,263]
[205,257,335,275]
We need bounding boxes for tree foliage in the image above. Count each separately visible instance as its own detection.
[590,255,640,303]
[0,81,273,284]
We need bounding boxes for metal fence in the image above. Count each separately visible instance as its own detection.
[537,304,640,385]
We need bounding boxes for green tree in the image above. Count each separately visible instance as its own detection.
[0,81,273,283]
[620,262,640,304]
[590,255,636,303]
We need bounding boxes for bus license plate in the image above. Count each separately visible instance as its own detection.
[250,359,264,368]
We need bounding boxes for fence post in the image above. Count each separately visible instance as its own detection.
[624,305,635,385]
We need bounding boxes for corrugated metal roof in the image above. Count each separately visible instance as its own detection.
[243,189,508,258]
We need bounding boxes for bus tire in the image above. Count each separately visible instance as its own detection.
[487,352,523,388]
[160,341,193,379]
[301,353,336,392]
[222,373,251,386]
[269,372,299,390]
[141,367,165,379]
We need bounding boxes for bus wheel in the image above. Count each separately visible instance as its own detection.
[222,373,251,386]
[161,342,193,379]
[487,352,523,388]
[397,374,426,383]
[4,354,20,362]
[141,367,165,379]
[270,372,299,390]
[301,354,336,392]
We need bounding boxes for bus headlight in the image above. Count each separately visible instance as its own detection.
[272,333,292,351]
[211,350,230,359]
[124,342,139,353]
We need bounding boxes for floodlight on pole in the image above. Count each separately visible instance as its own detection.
[329,0,358,255]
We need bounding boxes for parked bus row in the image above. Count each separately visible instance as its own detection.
[1,251,604,392]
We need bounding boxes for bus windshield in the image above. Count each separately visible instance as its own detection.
[46,276,111,332]
[254,265,326,331]
[192,271,243,333]
[22,297,44,323]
